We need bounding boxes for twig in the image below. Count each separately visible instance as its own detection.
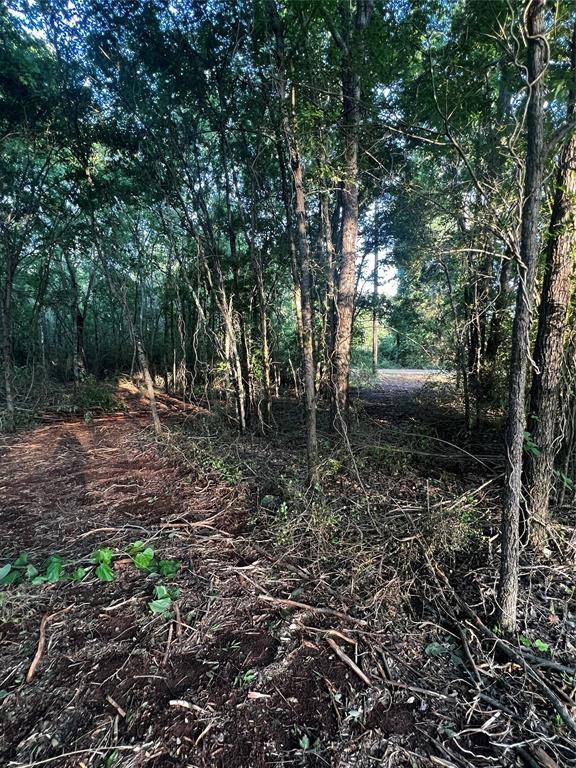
[162,621,174,667]
[26,607,72,683]
[257,594,367,626]
[173,602,183,637]
[8,745,139,767]
[106,694,126,717]
[325,637,372,686]
[428,555,576,738]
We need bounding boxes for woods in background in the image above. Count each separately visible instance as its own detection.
[1,0,576,632]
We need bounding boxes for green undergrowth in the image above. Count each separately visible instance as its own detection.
[0,543,182,618]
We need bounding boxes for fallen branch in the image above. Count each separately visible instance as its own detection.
[26,607,72,683]
[257,594,367,626]
[325,637,372,686]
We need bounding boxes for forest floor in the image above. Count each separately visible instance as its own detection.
[0,375,575,768]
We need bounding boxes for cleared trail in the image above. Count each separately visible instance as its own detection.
[0,393,384,768]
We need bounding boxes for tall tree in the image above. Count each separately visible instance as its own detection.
[525,21,576,543]
[498,0,548,633]
[328,0,373,429]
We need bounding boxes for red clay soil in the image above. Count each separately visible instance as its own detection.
[0,392,427,768]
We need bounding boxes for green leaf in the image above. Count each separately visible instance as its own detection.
[133,547,155,571]
[153,584,169,599]
[148,596,172,614]
[534,639,549,653]
[0,564,12,583]
[93,548,114,566]
[25,564,38,579]
[71,567,87,582]
[128,541,145,555]
[158,559,180,578]
[46,555,63,583]
[0,570,21,585]
[519,635,532,648]
[13,553,28,568]
[95,563,115,582]
[31,575,48,585]
[425,642,448,657]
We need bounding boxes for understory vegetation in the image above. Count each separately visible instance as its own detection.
[1,0,576,767]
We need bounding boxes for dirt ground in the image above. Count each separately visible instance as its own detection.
[0,377,574,768]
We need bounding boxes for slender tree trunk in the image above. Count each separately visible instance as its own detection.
[371,206,379,375]
[64,254,88,385]
[1,257,16,431]
[498,0,547,633]
[286,86,319,484]
[208,257,247,434]
[525,23,576,544]
[220,130,252,423]
[270,0,318,483]
[277,139,304,343]
[318,162,338,395]
[249,199,272,426]
[331,0,373,429]
[134,333,162,434]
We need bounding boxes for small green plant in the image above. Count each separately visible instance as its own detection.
[130,543,156,572]
[292,726,321,755]
[519,634,549,653]
[233,669,257,689]
[554,469,575,492]
[148,584,180,615]
[523,430,541,458]
[0,553,87,586]
[0,553,36,585]
[92,548,115,582]
[71,566,87,582]
[128,541,180,578]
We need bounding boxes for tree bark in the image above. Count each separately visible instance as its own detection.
[1,255,16,431]
[330,0,373,430]
[270,0,318,483]
[249,199,272,426]
[371,205,379,374]
[525,22,576,544]
[277,138,304,344]
[498,0,547,633]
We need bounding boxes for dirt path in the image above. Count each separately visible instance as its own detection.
[0,397,387,768]
[369,368,445,395]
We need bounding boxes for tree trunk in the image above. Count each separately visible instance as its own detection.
[286,86,319,484]
[277,138,304,344]
[525,22,576,544]
[331,0,373,430]
[249,199,272,426]
[498,0,547,633]
[371,206,379,375]
[319,179,337,391]
[1,257,16,431]
[269,0,318,483]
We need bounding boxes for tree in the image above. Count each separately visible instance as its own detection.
[327,0,374,429]
[498,0,548,633]
[525,21,576,543]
